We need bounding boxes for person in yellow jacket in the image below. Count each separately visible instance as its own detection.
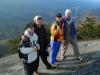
[50,13,64,66]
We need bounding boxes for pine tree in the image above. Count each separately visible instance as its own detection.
[7,37,20,54]
[77,17,96,40]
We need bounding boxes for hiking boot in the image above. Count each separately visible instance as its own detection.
[34,71,39,75]
[47,65,55,69]
[77,56,83,61]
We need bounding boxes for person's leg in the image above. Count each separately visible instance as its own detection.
[23,61,34,75]
[50,40,58,64]
[34,55,39,75]
[61,37,70,59]
[70,37,83,61]
[56,42,61,56]
[34,55,39,71]
[23,62,28,75]
[70,37,80,57]
[40,54,55,69]
[55,42,61,61]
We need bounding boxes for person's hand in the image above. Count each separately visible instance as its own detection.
[62,40,65,43]
[57,26,60,30]
[37,46,40,50]
[33,47,37,51]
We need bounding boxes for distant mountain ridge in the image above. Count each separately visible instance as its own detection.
[0,0,100,61]
[79,8,100,22]
[0,0,100,23]
[82,8,100,17]
[0,0,100,40]
[0,8,100,40]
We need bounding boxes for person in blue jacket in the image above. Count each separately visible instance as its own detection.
[61,9,83,61]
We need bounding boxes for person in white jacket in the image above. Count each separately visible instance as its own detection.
[20,24,40,75]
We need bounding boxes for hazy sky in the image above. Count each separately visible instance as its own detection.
[0,0,100,23]
[90,0,100,3]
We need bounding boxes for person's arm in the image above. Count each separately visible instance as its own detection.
[35,33,40,50]
[36,43,39,47]
[20,46,37,54]
[36,43,40,50]
[62,17,67,40]
[20,47,32,54]
[43,26,49,47]
[72,19,76,35]
[50,24,59,37]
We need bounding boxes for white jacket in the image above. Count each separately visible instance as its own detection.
[20,30,39,63]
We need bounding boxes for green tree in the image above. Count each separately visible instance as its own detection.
[94,24,100,38]
[42,22,51,46]
[77,17,96,40]
[7,37,20,54]
[7,21,51,54]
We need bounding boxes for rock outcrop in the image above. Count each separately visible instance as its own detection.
[0,40,100,75]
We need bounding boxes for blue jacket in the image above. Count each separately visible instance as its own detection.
[62,16,76,39]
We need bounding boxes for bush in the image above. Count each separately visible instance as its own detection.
[77,17,100,40]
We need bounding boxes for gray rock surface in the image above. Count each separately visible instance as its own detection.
[0,40,100,75]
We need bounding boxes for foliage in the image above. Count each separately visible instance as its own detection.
[0,40,8,58]
[7,21,51,54]
[6,17,100,56]
[42,22,51,45]
[7,37,20,54]
[0,21,24,40]
[77,17,100,40]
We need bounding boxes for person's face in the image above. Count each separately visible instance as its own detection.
[56,17,62,22]
[27,26,34,33]
[65,12,70,18]
[22,35,28,41]
[35,18,42,25]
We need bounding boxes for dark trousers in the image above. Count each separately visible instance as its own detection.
[34,52,51,71]
[23,61,36,75]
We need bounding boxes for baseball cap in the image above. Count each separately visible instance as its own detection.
[26,24,34,29]
[56,13,62,17]
[34,15,42,21]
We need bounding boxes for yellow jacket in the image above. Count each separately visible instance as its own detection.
[50,21,64,42]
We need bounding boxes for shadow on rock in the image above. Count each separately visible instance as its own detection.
[39,51,100,75]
